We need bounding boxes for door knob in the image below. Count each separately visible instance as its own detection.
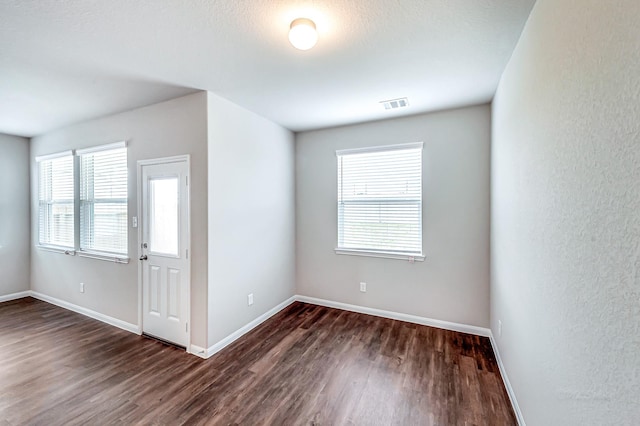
[139,255,148,261]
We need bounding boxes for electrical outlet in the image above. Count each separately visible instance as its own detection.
[80,282,85,293]
[360,282,367,293]
[498,320,502,337]
[247,293,254,306]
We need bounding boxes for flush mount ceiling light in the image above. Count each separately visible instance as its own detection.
[289,18,318,50]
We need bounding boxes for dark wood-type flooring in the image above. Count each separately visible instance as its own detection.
[0,298,516,425]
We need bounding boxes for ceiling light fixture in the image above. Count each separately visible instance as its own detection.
[289,18,318,51]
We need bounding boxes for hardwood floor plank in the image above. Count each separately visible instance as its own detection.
[0,298,517,425]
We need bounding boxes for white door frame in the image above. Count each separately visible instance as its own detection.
[137,155,191,353]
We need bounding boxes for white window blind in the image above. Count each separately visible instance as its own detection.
[38,152,75,248]
[337,143,423,256]
[79,143,128,255]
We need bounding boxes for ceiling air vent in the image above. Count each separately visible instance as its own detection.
[380,97,409,110]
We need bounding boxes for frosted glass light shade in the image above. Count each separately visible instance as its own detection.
[289,18,318,50]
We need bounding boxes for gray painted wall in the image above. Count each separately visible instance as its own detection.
[30,93,209,348]
[491,0,640,423]
[0,133,30,297]
[207,92,296,347]
[296,105,491,328]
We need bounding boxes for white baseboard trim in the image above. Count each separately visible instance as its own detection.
[29,291,141,335]
[204,295,297,359]
[295,295,491,337]
[13,288,524,423]
[0,291,31,303]
[489,333,526,426]
[189,344,208,359]
[200,294,491,359]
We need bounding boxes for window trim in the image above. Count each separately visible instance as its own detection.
[36,150,76,250]
[35,143,130,263]
[77,250,130,264]
[78,141,128,258]
[335,141,424,156]
[36,245,76,256]
[34,150,74,163]
[76,141,126,156]
[335,142,424,261]
[334,248,425,262]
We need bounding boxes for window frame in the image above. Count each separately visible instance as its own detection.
[77,142,129,261]
[36,150,76,254]
[334,142,425,262]
[35,142,130,264]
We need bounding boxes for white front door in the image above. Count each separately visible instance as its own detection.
[139,158,190,348]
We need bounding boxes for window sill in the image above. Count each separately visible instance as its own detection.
[37,245,76,255]
[77,251,130,264]
[334,248,425,262]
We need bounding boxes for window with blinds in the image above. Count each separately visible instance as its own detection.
[38,152,75,248]
[336,142,423,258]
[78,143,128,255]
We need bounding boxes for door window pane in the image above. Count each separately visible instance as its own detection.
[149,177,179,256]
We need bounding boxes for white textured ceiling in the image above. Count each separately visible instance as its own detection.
[0,0,535,137]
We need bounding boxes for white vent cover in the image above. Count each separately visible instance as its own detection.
[380,97,409,110]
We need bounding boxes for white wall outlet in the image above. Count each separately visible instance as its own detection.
[498,320,502,337]
[132,216,138,228]
[360,282,367,292]
[247,293,254,306]
[80,282,85,293]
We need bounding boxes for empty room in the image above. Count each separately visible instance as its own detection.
[0,0,638,425]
